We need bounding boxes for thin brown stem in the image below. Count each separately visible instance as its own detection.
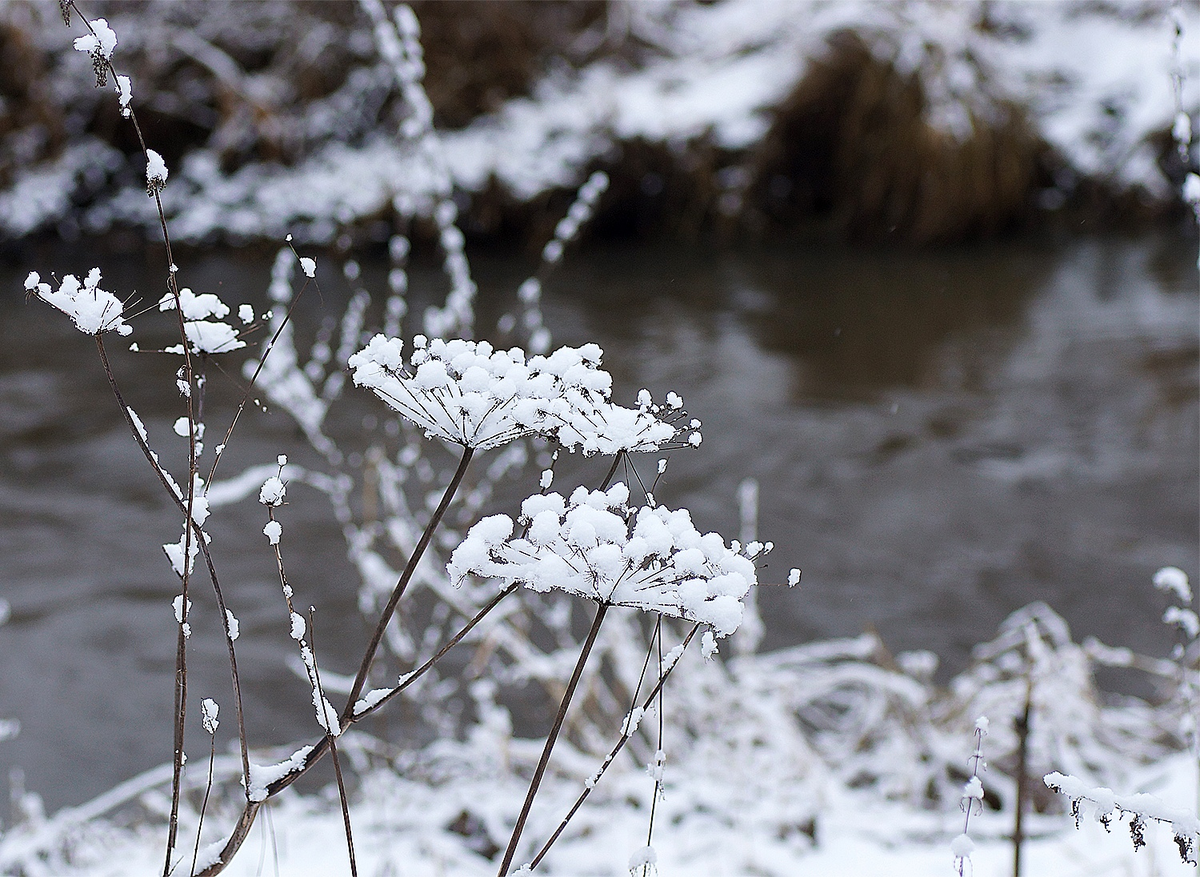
[190,736,217,877]
[342,445,474,720]
[309,609,357,877]
[205,283,310,487]
[166,602,188,876]
[354,582,520,721]
[96,338,252,785]
[328,740,357,877]
[498,601,610,877]
[598,452,623,492]
[530,624,700,870]
[641,620,666,870]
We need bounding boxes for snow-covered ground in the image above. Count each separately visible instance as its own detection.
[0,714,1194,876]
[1,5,1196,876]
[1,603,1195,876]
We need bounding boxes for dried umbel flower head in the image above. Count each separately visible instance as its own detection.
[548,387,701,456]
[25,269,132,337]
[145,150,168,196]
[158,287,246,355]
[349,335,694,455]
[449,482,766,639]
[349,335,558,450]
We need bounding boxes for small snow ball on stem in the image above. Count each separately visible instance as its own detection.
[200,698,220,735]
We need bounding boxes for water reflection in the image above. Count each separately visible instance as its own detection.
[541,233,1197,667]
[742,244,1039,400]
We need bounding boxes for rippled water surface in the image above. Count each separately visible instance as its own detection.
[0,231,1196,814]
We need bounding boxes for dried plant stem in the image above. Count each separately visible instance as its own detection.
[189,736,217,877]
[205,282,309,487]
[599,452,624,492]
[65,19,203,867]
[96,339,251,785]
[530,624,700,870]
[353,582,520,721]
[498,601,611,877]
[309,610,358,877]
[1012,679,1033,877]
[196,447,477,877]
[328,741,357,877]
[342,444,474,720]
[165,611,188,876]
[640,620,666,872]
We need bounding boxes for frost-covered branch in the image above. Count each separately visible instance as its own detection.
[1043,772,1199,864]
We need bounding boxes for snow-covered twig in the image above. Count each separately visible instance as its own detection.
[1043,772,1199,864]
[951,716,989,876]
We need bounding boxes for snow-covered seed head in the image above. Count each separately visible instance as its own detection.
[59,0,72,26]
[259,475,286,507]
[157,287,246,355]
[449,483,763,638]
[145,149,167,196]
[26,269,132,336]
[349,336,701,457]
[73,19,117,87]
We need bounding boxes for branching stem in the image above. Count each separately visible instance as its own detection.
[342,444,474,719]
[529,624,700,869]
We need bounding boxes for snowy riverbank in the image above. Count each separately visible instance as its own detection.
[0,1,1196,245]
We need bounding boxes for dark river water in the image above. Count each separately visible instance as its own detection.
[0,230,1197,816]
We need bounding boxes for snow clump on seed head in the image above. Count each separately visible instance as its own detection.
[25,269,132,337]
[349,335,554,450]
[449,483,764,638]
[158,288,247,355]
[544,374,699,456]
[73,18,117,86]
[145,150,168,196]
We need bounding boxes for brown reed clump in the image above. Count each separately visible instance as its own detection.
[745,31,1046,246]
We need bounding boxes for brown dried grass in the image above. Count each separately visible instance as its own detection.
[746,31,1045,245]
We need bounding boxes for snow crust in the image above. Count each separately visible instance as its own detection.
[72,19,116,61]
[1044,771,1200,857]
[200,698,219,735]
[247,745,314,802]
[145,149,167,193]
[1153,566,1192,603]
